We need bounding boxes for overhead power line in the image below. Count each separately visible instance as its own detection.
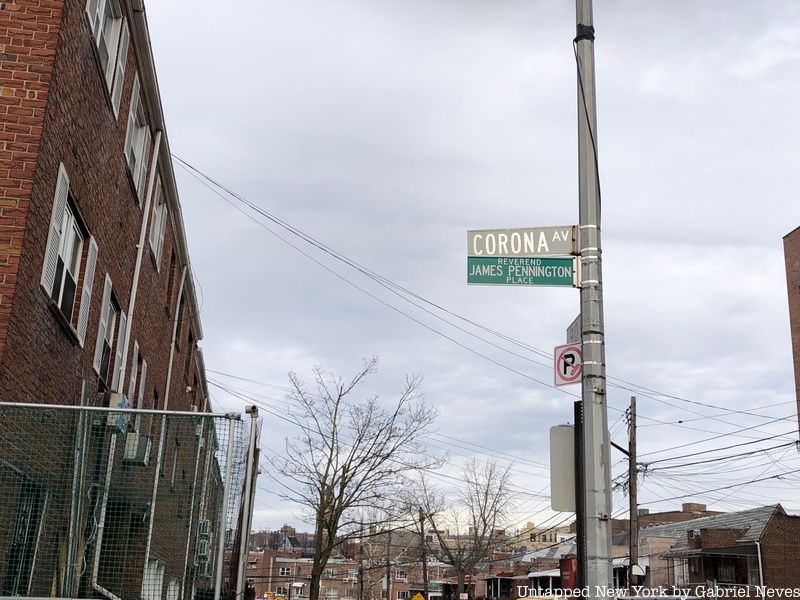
[172,154,796,438]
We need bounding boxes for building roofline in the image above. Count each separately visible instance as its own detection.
[784,225,800,240]
[128,0,203,342]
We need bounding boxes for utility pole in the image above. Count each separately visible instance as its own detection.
[236,406,261,600]
[628,397,638,587]
[575,0,612,596]
[420,508,429,600]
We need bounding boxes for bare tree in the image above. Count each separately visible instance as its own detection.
[270,358,439,600]
[425,460,514,600]
[397,479,446,600]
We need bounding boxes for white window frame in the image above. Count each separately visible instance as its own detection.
[52,204,84,319]
[127,342,147,409]
[124,75,152,201]
[92,274,125,386]
[395,570,407,581]
[397,592,409,600]
[85,0,129,115]
[276,587,288,596]
[279,567,292,577]
[40,163,98,346]
[148,175,167,268]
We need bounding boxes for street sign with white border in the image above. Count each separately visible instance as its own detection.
[554,343,582,386]
[467,226,577,258]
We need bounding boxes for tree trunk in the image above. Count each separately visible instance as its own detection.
[310,566,323,600]
[310,515,328,600]
[457,572,465,600]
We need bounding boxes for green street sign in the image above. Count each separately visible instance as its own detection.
[467,256,577,287]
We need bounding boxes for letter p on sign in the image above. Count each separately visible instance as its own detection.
[554,343,582,386]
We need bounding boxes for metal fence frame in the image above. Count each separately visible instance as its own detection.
[0,402,250,600]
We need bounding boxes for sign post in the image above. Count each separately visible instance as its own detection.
[575,0,613,595]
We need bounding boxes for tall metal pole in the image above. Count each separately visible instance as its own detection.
[237,406,261,598]
[215,416,239,600]
[628,397,638,588]
[575,0,612,595]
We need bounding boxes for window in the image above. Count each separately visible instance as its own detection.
[142,558,165,600]
[148,175,167,268]
[184,330,194,381]
[326,568,337,578]
[326,589,338,599]
[51,204,83,319]
[276,587,288,596]
[747,556,760,585]
[127,342,147,409]
[175,296,185,345]
[280,567,292,577]
[165,251,177,312]
[92,275,126,388]
[717,558,735,583]
[395,570,407,581]
[85,0,129,114]
[41,163,98,346]
[124,75,152,200]
[347,570,358,581]
[2,480,45,596]
[397,592,409,600]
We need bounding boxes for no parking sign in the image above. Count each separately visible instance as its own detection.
[554,343,582,386]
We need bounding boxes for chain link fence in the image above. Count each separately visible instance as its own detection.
[0,403,251,600]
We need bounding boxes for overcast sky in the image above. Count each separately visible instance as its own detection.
[146,1,800,534]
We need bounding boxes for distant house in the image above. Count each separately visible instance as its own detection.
[638,504,800,592]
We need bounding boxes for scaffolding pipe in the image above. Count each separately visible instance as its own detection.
[214,418,238,600]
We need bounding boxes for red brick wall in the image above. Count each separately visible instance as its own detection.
[698,528,746,549]
[0,0,203,412]
[761,510,800,587]
[0,0,64,356]
[786,227,800,432]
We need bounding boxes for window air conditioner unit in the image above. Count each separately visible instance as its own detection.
[107,392,131,432]
[124,432,151,466]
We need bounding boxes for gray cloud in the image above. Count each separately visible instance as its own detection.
[149,1,800,529]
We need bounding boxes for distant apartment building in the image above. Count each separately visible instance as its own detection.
[510,522,573,553]
[785,226,800,426]
[245,550,451,600]
[0,1,224,598]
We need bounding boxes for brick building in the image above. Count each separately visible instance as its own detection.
[785,226,800,426]
[245,550,451,600]
[0,1,226,598]
[639,504,800,591]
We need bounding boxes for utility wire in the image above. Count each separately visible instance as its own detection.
[173,154,794,436]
